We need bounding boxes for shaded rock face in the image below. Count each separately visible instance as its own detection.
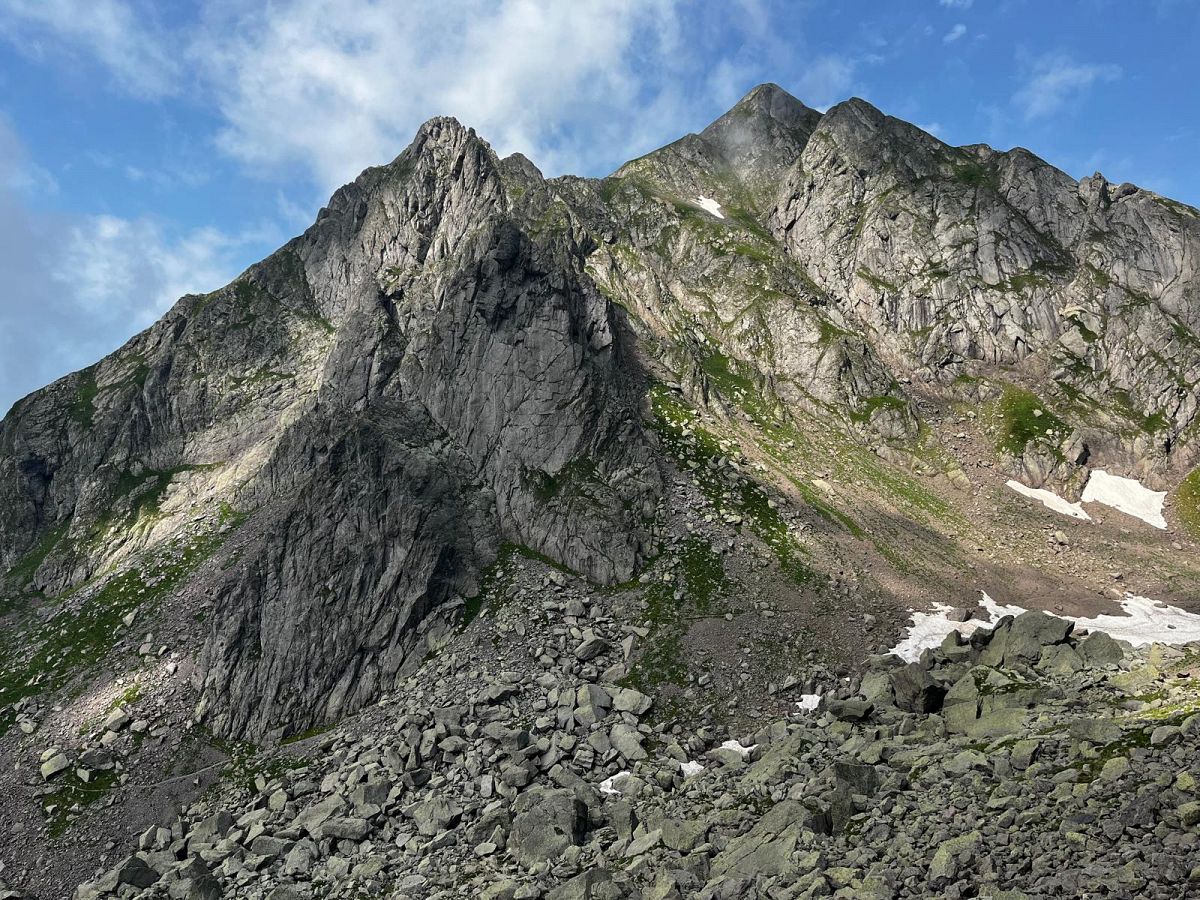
[0,117,662,742]
[198,123,662,739]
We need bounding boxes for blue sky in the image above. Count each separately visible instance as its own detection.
[1,0,1197,415]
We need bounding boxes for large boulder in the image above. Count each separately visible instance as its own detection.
[890,662,946,713]
[509,788,587,866]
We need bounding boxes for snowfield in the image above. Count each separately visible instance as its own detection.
[890,590,1200,660]
[1069,594,1200,645]
[695,195,725,218]
[1006,480,1091,520]
[1081,469,1167,529]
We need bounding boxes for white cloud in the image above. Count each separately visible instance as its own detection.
[1014,53,1121,121]
[943,23,967,43]
[939,0,973,8]
[0,0,848,195]
[192,0,688,190]
[793,54,856,111]
[54,215,270,326]
[0,0,179,97]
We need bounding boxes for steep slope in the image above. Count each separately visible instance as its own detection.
[2,117,661,745]
[2,84,1200,898]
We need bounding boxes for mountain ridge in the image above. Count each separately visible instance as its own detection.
[2,82,1200,899]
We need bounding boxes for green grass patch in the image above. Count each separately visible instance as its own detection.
[0,522,239,735]
[107,684,142,711]
[952,160,999,190]
[280,721,337,746]
[993,385,1069,458]
[850,394,908,425]
[1075,728,1153,783]
[855,267,899,294]
[701,351,757,397]
[1152,196,1198,219]
[622,535,729,691]
[1176,468,1200,538]
[649,385,816,585]
[113,464,220,523]
[44,768,120,838]
[69,368,100,428]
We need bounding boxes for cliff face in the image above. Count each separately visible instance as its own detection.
[1,117,661,741]
[769,95,1200,478]
[3,84,1200,747]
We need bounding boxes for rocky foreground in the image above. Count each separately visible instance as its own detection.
[19,597,1193,900]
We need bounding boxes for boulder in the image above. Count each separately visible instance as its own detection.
[890,662,946,713]
[509,788,586,866]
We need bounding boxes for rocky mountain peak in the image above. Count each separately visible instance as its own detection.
[710,82,818,130]
[694,83,822,199]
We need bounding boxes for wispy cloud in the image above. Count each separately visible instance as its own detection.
[943,23,967,43]
[793,54,857,111]
[0,0,180,97]
[1013,53,1121,121]
[192,0,691,190]
[55,215,275,324]
[938,0,973,8]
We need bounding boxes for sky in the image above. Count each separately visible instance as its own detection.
[0,0,1197,416]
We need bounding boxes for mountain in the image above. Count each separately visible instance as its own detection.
[2,84,1200,899]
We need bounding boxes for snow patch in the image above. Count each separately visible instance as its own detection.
[695,195,725,218]
[889,595,1029,662]
[1071,594,1200,646]
[795,694,822,711]
[680,760,704,778]
[890,589,1200,661]
[1005,480,1090,521]
[1081,469,1167,529]
[718,739,757,758]
[599,771,633,796]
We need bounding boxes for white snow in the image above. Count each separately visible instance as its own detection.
[599,771,633,795]
[890,589,1200,661]
[795,694,822,711]
[1081,469,1167,529]
[889,594,1033,662]
[680,760,705,778]
[1005,480,1091,521]
[1071,594,1200,646]
[718,739,757,758]
[695,195,725,218]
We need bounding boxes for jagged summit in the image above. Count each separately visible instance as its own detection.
[696,83,822,193]
[703,82,819,133]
